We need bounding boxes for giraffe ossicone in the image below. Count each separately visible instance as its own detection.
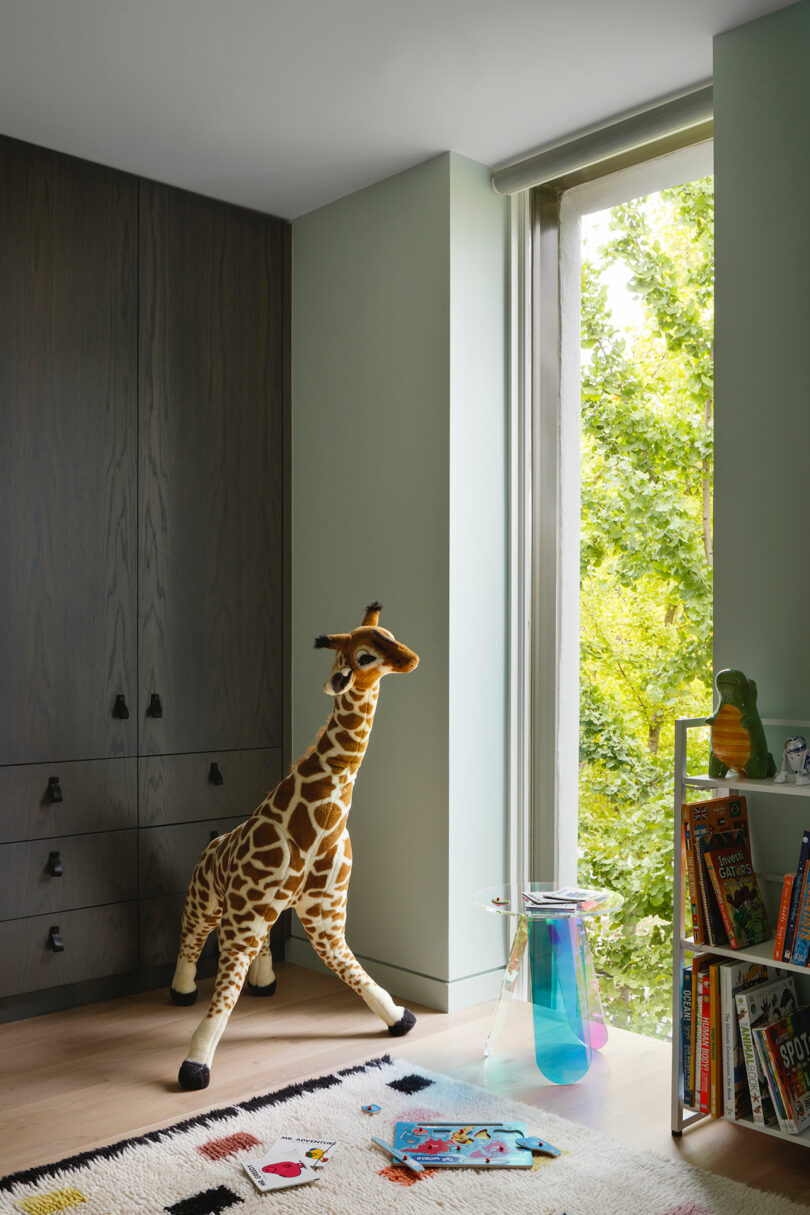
[170,602,419,1091]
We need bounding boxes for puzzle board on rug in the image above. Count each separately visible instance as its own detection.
[390,1121,560,1167]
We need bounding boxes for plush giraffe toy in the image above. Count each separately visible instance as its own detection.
[169,602,419,1090]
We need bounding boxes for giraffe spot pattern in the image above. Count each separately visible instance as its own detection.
[172,612,417,1076]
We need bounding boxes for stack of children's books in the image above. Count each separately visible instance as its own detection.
[681,794,770,950]
[681,959,810,1133]
[771,828,810,965]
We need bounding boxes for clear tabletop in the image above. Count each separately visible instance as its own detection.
[475,882,623,919]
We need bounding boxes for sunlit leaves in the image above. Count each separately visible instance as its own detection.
[578,179,714,1038]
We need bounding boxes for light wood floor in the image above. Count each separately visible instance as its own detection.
[1,962,808,1204]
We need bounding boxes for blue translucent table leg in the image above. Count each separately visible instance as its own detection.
[484,914,528,1058]
[528,915,600,1083]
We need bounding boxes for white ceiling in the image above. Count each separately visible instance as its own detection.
[0,0,798,219]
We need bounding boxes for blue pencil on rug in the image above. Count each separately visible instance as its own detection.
[371,1136,425,1173]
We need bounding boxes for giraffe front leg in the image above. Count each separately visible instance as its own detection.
[170,870,222,1007]
[297,890,416,1037]
[246,930,277,997]
[177,925,264,1091]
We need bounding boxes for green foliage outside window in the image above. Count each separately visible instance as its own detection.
[577,178,714,1038]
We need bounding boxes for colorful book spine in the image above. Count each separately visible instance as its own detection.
[735,991,768,1124]
[699,972,711,1114]
[790,873,810,966]
[690,961,703,1107]
[681,966,693,1108]
[709,961,721,1117]
[753,1028,794,1133]
[682,813,703,944]
[760,1006,810,1134]
[773,874,794,962]
[783,830,810,962]
[696,835,728,946]
[719,961,774,1120]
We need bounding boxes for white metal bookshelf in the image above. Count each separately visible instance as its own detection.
[671,716,810,1147]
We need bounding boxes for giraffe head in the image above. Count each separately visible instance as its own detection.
[314,602,419,696]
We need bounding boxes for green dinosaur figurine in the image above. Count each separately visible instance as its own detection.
[706,668,775,780]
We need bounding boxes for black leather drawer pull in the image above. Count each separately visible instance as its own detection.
[48,925,64,952]
[47,851,64,877]
[147,693,163,718]
[113,693,130,719]
[48,776,63,803]
[209,761,224,786]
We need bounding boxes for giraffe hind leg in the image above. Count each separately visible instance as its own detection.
[246,929,277,996]
[297,892,416,1036]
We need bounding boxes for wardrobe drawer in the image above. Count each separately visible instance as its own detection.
[0,758,137,844]
[139,748,282,828]
[139,893,219,969]
[139,816,245,899]
[0,830,137,920]
[0,902,138,998]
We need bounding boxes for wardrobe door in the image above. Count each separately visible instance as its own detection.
[0,137,137,765]
[139,182,284,756]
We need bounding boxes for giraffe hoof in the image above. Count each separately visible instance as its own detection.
[178,1060,210,1090]
[247,979,277,997]
[388,1009,416,1037]
[170,986,198,1006]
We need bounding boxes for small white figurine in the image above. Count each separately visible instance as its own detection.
[774,735,810,784]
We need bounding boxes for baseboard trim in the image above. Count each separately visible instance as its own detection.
[284,936,504,1013]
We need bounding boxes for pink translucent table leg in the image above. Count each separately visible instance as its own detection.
[581,923,608,1050]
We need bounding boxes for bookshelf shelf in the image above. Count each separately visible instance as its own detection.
[672,717,810,1149]
[678,935,810,978]
[684,774,810,797]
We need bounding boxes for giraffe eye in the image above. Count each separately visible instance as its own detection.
[356,652,376,666]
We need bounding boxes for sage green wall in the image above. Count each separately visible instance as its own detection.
[714,2,810,904]
[714,2,810,714]
[290,152,508,1011]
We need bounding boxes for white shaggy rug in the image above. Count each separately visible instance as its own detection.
[0,1054,806,1215]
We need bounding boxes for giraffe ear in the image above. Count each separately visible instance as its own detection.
[362,601,383,626]
[314,632,351,651]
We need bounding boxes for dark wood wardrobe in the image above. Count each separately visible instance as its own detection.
[0,135,289,1020]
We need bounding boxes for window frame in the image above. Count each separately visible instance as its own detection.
[508,138,714,889]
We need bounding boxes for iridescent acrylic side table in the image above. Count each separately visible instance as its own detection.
[476,883,623,1084]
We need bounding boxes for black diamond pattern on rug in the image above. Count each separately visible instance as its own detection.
[386,1073,435,1095]
[165,1184,244,1214]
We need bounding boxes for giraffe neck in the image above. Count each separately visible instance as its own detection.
[312,682,380,778]
[257,683,382,839]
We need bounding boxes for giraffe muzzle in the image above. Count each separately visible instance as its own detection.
[327,667,354,696]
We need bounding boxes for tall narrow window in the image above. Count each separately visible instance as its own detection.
[560,148,714,1038]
